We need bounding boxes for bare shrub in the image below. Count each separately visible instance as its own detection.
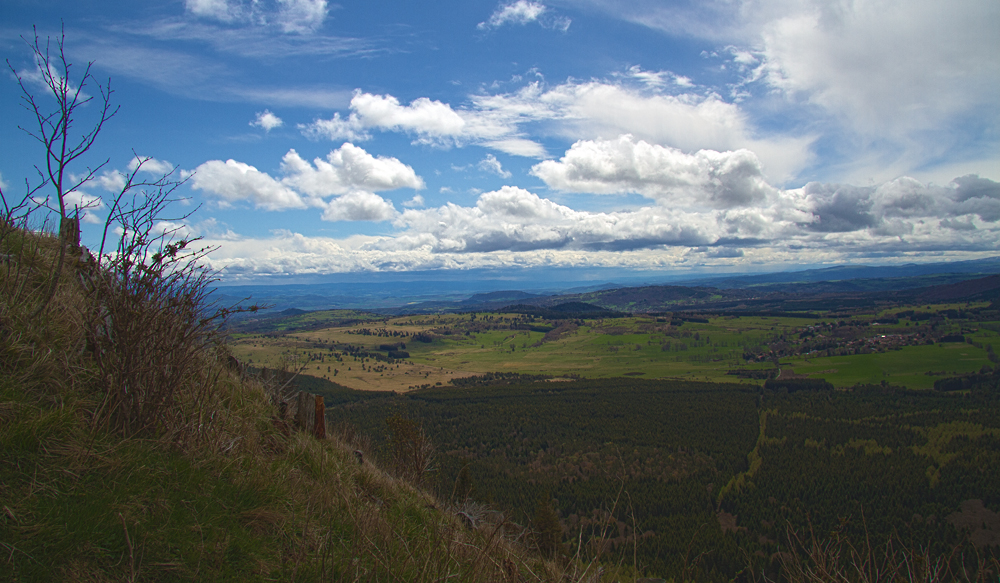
[385,414,436,485]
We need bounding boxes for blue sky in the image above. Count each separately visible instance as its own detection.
[2,0,999,282]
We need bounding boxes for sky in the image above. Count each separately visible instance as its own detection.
[2,0,999,283]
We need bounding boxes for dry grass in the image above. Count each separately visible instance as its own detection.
[748,522,1000,583]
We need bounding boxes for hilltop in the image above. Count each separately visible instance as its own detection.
[0,224,607,581]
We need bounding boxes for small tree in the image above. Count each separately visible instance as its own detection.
[385,415,435,485]
[6,25,119,316]
[532,494,565,558]
[4,27,262,438]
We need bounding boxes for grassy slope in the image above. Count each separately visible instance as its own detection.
[0,229,597,582]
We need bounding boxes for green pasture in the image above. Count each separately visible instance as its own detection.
[787,341,992,389]
[403,316,783,383]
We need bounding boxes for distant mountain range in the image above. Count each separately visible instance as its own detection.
[671,256,1000,288]
[216,256,1000,316]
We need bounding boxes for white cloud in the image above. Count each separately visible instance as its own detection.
[497,80,812,182]
[251,110,284,132]
[184,0,328,32]
[532,135,777,209]
[758,0,999,140]
[478,1,571,31]
[404,194,425,208]
[382,174,1000,262]
[322,191,397,222]
[389,185,768,254]
[90,158,174,195]
[300,89,539,153]
[190,159,306,210]
[572,0,1000,180]
[279,144,424,197]
[351,92,469,141]
[129,156,175,175]
[482,138,548,158]
[185,0,237,22]
[623,65,694,89]
[276,0,328,33]
[302,78,808,176]
[299,112,370,141]
[13,60,91,103]
[96,171,127,193]
[478,154,512,178]
[189,144,422,220]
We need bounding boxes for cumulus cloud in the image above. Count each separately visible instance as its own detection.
[279,144,424,197]
[478,1,571,31]
[299,112,370,141]
[531,135,777,209]
[189,144,422,220]
[190,159,307,210]
[478,154,512,178]
[322,191,397,222]
[351,93,469,141]
[251,110,284,132]
[389,185,774,254]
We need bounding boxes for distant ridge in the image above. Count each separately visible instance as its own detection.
[461,290,542,304]
[499,302,621,318]
[677,256,1000,289]
[910,274,1000,302]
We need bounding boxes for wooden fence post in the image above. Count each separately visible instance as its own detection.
[295,391,313,431]
[59,217,80,247]
[314,395,326,439]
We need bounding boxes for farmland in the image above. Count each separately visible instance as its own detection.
[227,302,998,391]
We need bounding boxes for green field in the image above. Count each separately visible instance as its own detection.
[786,342,992,389]
[229,304,1000,391]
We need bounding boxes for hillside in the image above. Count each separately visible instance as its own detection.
[0,225,603,581]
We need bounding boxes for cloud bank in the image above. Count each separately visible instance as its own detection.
[191,162,1000,277]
